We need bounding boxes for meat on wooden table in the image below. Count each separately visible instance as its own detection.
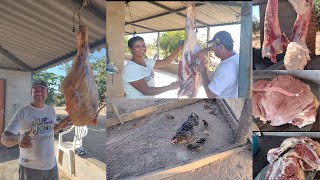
[284,0,314,70]
[262,0,289,63]
[252,75,319,128]
[61,25,99,126]
[177,3,201,98]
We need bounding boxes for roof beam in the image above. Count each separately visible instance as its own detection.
[69,0,105,21]
[143,2,210,26]
[126,22,241,35]
[207,1,242,7]
[125,22,158,32]
[33,37,106,72]
[0,45,32,71]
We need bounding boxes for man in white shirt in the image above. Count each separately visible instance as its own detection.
[1,80,72,180]
[196,31,239,98]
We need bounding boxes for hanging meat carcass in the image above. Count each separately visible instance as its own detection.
[284,0,314,70]
[177,3,201,97]
[61,25,99,126]
[262,0,289,63]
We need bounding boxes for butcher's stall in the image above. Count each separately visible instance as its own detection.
[106,99,251,179]
[253,132,320,180]
[252,70,320,131]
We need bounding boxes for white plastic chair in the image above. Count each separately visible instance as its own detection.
[57,125,88,175]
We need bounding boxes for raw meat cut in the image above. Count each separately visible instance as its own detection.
[265,137,320,180]
[252,75,319,128]
[177,3,201,97]
[284,0,314,70]
[262,0,289,63]
[61,25,99,126]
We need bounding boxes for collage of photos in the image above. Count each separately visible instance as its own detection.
[0,0,319,180]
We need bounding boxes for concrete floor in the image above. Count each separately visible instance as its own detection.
[0,145,71,180]
[154,69,207,98]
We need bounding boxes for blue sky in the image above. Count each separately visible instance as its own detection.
[45,48,106,76]
[253,5,260,21]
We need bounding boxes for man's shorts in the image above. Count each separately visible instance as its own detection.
[18,164,58,180]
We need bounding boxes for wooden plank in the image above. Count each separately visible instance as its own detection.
[253,71,320,131]
[217,99,238,132]
[238,2,252,98]
[134,145,249,180]
[106,99,200,127]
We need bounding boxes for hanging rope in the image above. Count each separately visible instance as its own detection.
[72,0,89,33]
[126,3,137,36]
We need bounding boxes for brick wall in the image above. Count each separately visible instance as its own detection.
[306,9,317,55]
[259,0,316,55]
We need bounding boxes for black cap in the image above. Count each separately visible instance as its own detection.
[207,31,234,47]
[32,79,48,89]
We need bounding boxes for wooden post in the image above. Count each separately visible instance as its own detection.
[106,2,125,98]
[235,99,252,144]
[157,32,160,60]
[238,1,252,98]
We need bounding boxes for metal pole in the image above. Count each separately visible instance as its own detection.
[157,31,160,60]
[238,1,252,98]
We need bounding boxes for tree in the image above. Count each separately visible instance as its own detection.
[252,15,260,38]
[33,72,64,106]
[159,30,186,58]
[124,35,130,54]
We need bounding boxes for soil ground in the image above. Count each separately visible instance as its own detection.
[106,100,237,179]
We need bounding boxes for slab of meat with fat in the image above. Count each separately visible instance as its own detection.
[252,75,319,128]
[284,0,314,70]
[61,25,99,126]
[177,3,201,97]
[265,137,320,180]
[262,0,289,63]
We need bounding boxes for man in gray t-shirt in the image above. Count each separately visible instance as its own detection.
[1,79,72,180]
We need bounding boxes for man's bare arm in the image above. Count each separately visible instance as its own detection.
[1,129,32,148]
[54,116,72,133]
[1,131,19,147]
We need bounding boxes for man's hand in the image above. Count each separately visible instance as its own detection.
[19,129,32,148]
[195,47,212,60]
[196,57,208,73]
[60,116,72,129]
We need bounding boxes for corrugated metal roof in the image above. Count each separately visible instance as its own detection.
[0,0,106,72]
[124,1,242,34]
